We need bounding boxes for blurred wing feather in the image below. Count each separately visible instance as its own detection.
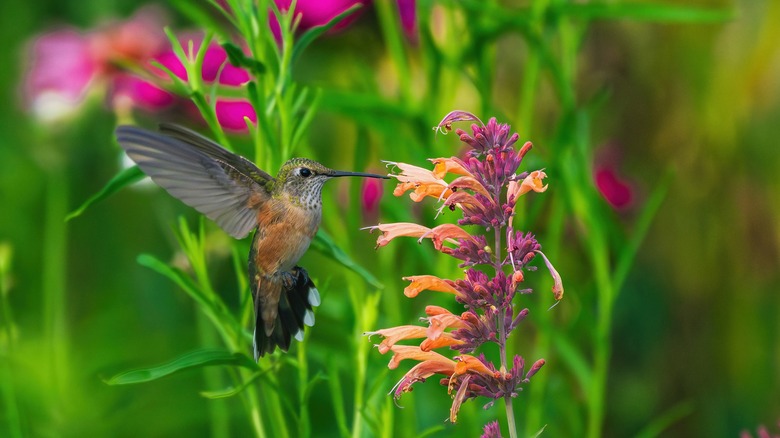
[116,125,272,239]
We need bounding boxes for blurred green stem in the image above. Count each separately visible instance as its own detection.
[375,0,412,105]
[350,287,379,438]
[0,244,22,438]
[196,311,231,438]
[43,166,69,410]
[588,234,613,438]
[297,339,311,438]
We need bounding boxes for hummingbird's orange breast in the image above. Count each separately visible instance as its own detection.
[252,197,320,275]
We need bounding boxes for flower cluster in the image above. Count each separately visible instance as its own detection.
[365,111,562,434]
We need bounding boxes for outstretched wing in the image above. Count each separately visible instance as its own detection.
[116,124,273,239]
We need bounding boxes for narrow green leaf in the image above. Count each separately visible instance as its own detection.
[327,364,350,438]
[612,168,673,295]
[137,253,209,308]
[301,370,326,404]
[149,60,190,95]
[417,426,447,438]
[292,4,363,63]
[222,41,266,76]
[560,3,734,23]
[66,165,145,221]
[530,425,548,438]
[200,370,267,399]
[290,88,322,152]
[105,349,257,385]
[169,0,230,38]
[311,230,384,289]
[635,401,695,438]
[552,334,591,391]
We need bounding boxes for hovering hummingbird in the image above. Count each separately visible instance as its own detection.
[116,124,388,359]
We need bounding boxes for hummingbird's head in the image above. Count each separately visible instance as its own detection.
[274,158,389,210]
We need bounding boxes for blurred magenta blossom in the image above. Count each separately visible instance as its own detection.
[23,7,165,122]
[269,0,417,41]
[361,175,384,218]
[23,7,255,131]
[594,146,634,210]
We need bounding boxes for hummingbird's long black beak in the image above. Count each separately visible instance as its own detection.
[331,170,390,179]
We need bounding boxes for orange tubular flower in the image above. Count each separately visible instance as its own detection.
[365,325,429,354]
[420,333,465,351]
[427,311,468,340]
[419,223,478,250]
[402,275,459,298]
[390,356,457,399]
[363,222,431,248]
[429,157,473,179]
[453,354,500,379]
[449,374,472,423]
[535,250,564,302]
[387,161,452,202]
[387,345,453,370]
[507,170,548,201]
[444,175,492,199]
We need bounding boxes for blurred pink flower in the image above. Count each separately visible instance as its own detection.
[22,7,255,131]
[23,7,165,121]
[215,100,257,131]
[396,0,418,42]
[275,0,365,31]
[594,146,634,210]
[594,167,633,209]
[269,0,417,41]
[361,176,383,216]
[24,29,100,120]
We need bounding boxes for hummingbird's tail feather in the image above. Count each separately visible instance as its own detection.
[253,267,319,360]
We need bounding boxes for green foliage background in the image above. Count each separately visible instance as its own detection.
[1,0,778,437]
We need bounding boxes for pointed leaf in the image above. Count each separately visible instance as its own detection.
[200,370,267,399]
[311,230,384,289]
[222,42,266,76]
[612,168,672,294]
[105,349,257,385]
[635,401,694,438]
[66,165,145,221]
[326,363,350,438]
[137,253,210,308]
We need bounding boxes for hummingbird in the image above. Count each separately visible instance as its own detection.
[115,123,388,359]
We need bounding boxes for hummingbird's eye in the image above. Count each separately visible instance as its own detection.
[299,168,312,178]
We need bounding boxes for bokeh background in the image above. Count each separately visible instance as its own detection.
[1,0,778,437]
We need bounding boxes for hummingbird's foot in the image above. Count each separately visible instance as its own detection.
[282,267,311,290]
[281,271,297,290]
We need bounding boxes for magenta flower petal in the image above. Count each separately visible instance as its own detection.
[111,74,174,110]
[276,0,365,29]
[595,166,633,209]
[201,45,251,85]
[361,177,383,216]
[152,50,188,80]
[24,28,99,115]
[215,99,257,131]
[396,0,417,41]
